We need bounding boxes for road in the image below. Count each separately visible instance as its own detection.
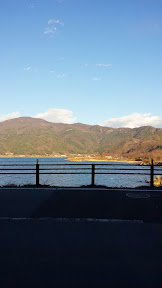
[0,187,161,220]
[0,187,162,287]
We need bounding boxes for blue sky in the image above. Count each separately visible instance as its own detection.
[0,0,162,128]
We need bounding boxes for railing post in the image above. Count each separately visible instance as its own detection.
[91,164,95,186]
[36,159,39,186]
[150,159,154,188]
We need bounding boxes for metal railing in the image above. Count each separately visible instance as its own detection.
[0,159,161,188]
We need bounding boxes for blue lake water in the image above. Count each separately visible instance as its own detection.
[0,157,155,188]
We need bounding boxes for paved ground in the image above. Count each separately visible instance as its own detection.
[0,187,54,217]
[0,187,161,221]
[0,187,162,287]
[32,187,162,222]
[1,218,162,287]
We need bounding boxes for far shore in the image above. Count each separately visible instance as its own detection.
[0,155,160,165]
[0,155,142,164]
[66,157,142,164]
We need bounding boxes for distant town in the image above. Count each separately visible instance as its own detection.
[0,152,157,165]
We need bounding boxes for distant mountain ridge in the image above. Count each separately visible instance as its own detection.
[0,117,161,160]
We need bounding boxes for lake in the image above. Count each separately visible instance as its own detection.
[0,157,154,188]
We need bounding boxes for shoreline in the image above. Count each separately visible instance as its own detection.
[66,157,142,164]
[0,155,159,165]
[0,155,141,164]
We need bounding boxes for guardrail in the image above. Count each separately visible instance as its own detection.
[0,159,161,187]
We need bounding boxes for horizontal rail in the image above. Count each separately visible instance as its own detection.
[38,163,141,166]
[93,168,150,171]
[0,164,36,166]
[0,163,161,167]
[0,163,145,166]
[39,168,92,170]
[0,169,36,171]
[39,167,150,170]
[0,159,161,187]
[0,168,160,171]
[0,173,36,175]
[95,172,151,175]
[0,172,161,175]
[39,172,93,175]
[39,172,151,175]
[154,173,162,176]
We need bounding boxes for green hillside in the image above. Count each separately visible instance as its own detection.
[0,117,161,161]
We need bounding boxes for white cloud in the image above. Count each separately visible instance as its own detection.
[27,2,35,9]
[34,108,76,124]
[57,74,65,79]
[57,57,64,61]
[0,112,20,122]
[49,70,55,73]
[24,66,31,71]
[130,20,160,36]
[48,19,64,26]
[48,19,54,25]
[44,27,57,35]
[92,77,100,81]
[99,113,162,128]
[81,63,88,70]
[96,64,112,67]
[44,18,64,36]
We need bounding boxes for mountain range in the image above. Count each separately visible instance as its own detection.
[0,117,161,161]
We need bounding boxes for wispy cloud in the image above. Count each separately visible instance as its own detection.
[57,57,64,61]
[0,112,20,122]
[34,108,76,124]
[48,19,64,26]
[96,64,112,68]
[44,18,64,36]
[57,74,65,79]
[49,70,55,73]
[28,3,35,9]
[99,113,162,129]
[92,77,100,81]
[27,2,35,9]
[81,63,88,69]
[24,66,31,71]
[130,20,161,35]
[44,27,57,35]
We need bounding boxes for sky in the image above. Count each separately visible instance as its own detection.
[0,0,162,128]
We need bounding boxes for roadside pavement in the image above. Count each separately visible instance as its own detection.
[0,187,162,287]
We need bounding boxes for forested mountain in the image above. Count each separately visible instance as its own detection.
[0,117,161,160]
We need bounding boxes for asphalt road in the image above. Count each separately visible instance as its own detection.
[1,218,162,288]
[0,187,161,221]
[0,187,162,287]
